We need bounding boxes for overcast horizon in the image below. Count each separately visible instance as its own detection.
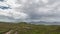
[0,0,60,24]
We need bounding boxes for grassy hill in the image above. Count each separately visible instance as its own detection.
[0,22,60,34]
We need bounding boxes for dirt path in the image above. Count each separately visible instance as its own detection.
[4,30,18,34]
[4,30,13,34]
[14,31,18,34]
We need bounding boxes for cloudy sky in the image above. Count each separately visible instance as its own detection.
[0,0,60,24]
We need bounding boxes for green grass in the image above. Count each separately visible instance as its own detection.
[0,22,60,34]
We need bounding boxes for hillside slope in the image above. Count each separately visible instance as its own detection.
[0,22,60,34]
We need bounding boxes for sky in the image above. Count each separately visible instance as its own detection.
[0,0,60,24]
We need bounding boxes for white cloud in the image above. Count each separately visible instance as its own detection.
[42,0,48,4]
[0,0,28,20]
[0,0,60,24]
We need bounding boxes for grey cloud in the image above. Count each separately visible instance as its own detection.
[0,6,11,10]
[0,0,60,24]
[0,0,4,2]
[16,0,60,22]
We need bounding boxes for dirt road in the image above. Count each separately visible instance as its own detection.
[14,31,18,34]
[5,30,13,34]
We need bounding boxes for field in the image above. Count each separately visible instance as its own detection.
[0,22,60,34]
